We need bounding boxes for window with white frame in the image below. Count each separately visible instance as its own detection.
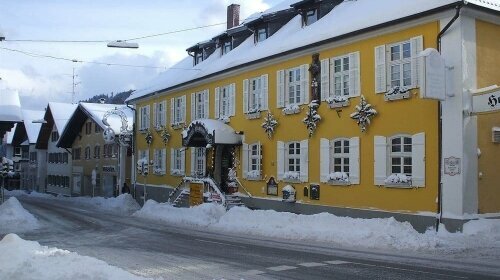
[94,145,100,159]
[242,142,262,180]
[276,65,309,110]
[277,140,308,182]
[243,75,268,114]
[190,147,206,177]
[191,90,209,121]
[153,101,167,129]
[139,105,150,131]
[153,149,166,175]
[374,133,425,187]
[222,41,232,55]
[170,148,185,176]
[319,52,360,104]
[215,83,235,121]
[84,146,91,160]
[170,96,186,126]
[374,36,423,94]
[320,137,359,184]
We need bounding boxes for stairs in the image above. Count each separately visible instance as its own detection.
[172,189,190,208]
[225,193,244,209]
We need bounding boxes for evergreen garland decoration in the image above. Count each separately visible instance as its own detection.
[350,95,377,132]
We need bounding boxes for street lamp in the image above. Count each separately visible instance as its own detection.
[107,40,139,49]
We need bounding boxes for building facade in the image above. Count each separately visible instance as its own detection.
[127,0,500,230]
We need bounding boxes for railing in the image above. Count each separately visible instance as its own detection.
[183,176,226,206]
[167,179,186,204]
[233,177,252,198]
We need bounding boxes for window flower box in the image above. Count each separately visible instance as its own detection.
[217,116,231,123]
[171,122,184,130]
[384,173,412,187]
[326,96,350,109]
[153,168,165,175]
[385,86,411,101]
[246,170,262,180]
[327,172,351,186]
[282,104,301,115]
[245,109,261,120]
[283,171,300,182]
[170,169,184,176]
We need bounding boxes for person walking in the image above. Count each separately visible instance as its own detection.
[121,182,130,194]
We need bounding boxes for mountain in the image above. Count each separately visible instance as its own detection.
[82,90,133,104]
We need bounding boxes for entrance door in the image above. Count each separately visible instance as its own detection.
[72,173,81,195]
[220,146,233,193]
[103,175,116,198]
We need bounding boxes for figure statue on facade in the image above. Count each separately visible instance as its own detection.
[309,53,321,102]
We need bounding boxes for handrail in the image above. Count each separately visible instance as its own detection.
[183,176,226,206]
[167,178,186,203]
[234,177,252,198]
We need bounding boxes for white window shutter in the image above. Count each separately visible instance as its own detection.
[243,79,249,113]
[215,87,220,118]
[146,105,151,129]
[162,149,167,174]
[170,98,174,125]
[201,148,206,175]
[190,93,195,121]
[277,141,285,180]
[301,64,310,104]
[190,148,195,176]
[261,74,269,110]
[375,45,387,93]
[320,138,330,183]
[300,139,309,182]
[153,103,157,128]
[320,58,330,101]
[153,150,158,170]
[162,101,167,126]
[277,70,285,108]
[410,35,423,88]
[242,143,249,179]
[204,90,209,118]
[349,137,360,185]
[138,107,143,130]
[258,141,262,176]
[181,96,186,123]
[349,52,361,97]
[230,83,236,116]
[170,148,175,174]
[411,132,425,187]
[374,136,387,185]
[180,149,185,175]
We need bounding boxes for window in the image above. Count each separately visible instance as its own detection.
[215,84,235,121]
[170,148,185,176]
[104,144,116,158]
[195,52,203,65]
[170,96,186,126]
[191,90,209,121]
[222,41,232,55]
[153,149,166,175]
[85,122,92,135]
[153,101,167,129]
[242,142,262,180]
[95,123,102,133]
[320,138,360,184]
[29,152,37,163]
[374,133,425,187]
[277,140,308,182]
[51,131,59,142]
[14,147,21,157]
[374,36,423,94]
[256,27,267,42]
[190,147,206,177]
[332,56,350,97]
[84,146,91,160]
[243,75,268,114]
[305,9,318,26]
[139,105,150,131]
[63,153,68,163]
[319,52,360,103]
[276,65,309,109]
[94,145,100,159]
[73,148,81,160]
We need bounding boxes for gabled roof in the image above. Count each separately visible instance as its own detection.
[57,103,134,148]
[0,89,23,139]
[127,0,499,103]
[21,109,45,144]
[35,102,77,150]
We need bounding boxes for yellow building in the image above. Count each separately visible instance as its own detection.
[126,0,500,231]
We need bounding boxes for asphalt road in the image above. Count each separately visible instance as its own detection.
[7,196,500,280]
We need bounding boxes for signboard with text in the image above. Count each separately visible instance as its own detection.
[444,157,461,176]
[472,86,500,114]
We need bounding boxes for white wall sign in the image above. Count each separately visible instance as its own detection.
[444,157,461,176]
[421,48,446,101]
[472,86,500,114]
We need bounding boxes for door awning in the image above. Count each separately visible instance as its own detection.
[182,119,242,147]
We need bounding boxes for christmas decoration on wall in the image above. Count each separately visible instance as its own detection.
[157,126,170,145]
[261,111,278,139]
[350,95,377,132]
[308,53,321,102]
[302,100,321,137]
[144,130,153,145]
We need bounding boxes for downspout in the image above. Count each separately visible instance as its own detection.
[125,102,138,200]
[435,3,463,232]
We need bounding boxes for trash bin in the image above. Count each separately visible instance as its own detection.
[282,185,296,203]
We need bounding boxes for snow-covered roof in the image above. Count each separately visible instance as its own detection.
[21,110,45,144]
[182,119,242,146]
[0,89,23,122]
[80,103,134,134]
[48,102,78,135]
[6,124,16,144]
[127,0,500,103]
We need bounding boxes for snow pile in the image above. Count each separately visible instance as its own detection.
[0,197,40,234]
[328,172,349,182]
[3,189,54,199]
[0,234,149,280]
[133,200,226,227]
[385,173,411,184]
[65,194,140,215]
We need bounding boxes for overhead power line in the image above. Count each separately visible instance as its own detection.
[3,22,226,44]
[0,46,200,71]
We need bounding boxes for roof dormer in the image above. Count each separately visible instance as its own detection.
[245,6,297,43]
[291,0,342,26]
[187,40,216,66]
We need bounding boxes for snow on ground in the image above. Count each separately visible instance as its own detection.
[0,197,40,234]
[0,234,150,280]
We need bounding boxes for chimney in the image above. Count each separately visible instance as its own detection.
[227,4,240,29]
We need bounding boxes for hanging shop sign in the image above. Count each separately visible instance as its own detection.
[102,166,116,173]
[472,85,500,114]
[444,157,461,176]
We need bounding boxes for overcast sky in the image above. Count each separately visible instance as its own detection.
[0,0,282,110]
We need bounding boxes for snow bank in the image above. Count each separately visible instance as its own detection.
[133,200,226,227]
[0,234,149,280]
[0,197,40,234]
[64,194,140,215]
